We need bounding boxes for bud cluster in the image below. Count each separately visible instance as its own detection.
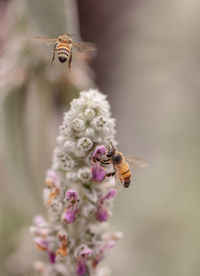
[30,89,123,276]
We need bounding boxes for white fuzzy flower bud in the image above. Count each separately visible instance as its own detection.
[49,201,63,222]
[77,137,93,152]
[63,140,76,152]
[77,167,92,183]
[83,108,96,120]
[91,115,107,131]
[66,171,78,183]
[54,149,76,171]
[84,127,96,138]
[71,118,86,131]
[56,135,65,145]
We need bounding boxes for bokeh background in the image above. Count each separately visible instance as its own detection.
[1,0,200,275]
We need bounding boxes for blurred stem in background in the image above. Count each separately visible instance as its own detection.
[0,0,95,275]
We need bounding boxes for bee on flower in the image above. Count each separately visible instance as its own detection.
[30,89,141,276]
[91,143,147,187]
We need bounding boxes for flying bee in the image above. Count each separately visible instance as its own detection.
[97,143,147,188]
[34,33,95,70]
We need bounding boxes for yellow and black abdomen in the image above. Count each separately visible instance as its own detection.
[117,161,131,188]
[57,42,71,63]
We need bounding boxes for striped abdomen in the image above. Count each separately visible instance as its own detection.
[117,161,131,188]
[57,42,71,63]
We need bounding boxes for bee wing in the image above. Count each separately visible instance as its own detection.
[34,36,57,45]
[125,156,148,168]
[72,41,96,51]
[113,164,122,184]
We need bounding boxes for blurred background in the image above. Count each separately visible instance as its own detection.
[0,0,200,275]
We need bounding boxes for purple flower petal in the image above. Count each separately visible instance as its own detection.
[80,247,93,257]
[76,261,87,275]
[63,206,78,223]
[103,241,116,250]
[33,215,45,226]
[46,170,60,185]
[91,163,106,182]
[92,241,115,268]
[48,251,56,264]
[92,256,102,269]
[65,189,79,202]
[103,189,117,201]
[34,237,48,251]
[96,206,109,222]
[92,145,106,159]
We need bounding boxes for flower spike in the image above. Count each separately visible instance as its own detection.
[30,89,123,275]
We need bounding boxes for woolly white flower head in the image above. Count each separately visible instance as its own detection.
[30,89,121,276]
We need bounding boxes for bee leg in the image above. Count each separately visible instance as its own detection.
[68,51,72,71]
[50,44,57,65]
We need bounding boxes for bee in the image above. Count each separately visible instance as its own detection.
[34,33,95,70]
[98,143,147,188]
